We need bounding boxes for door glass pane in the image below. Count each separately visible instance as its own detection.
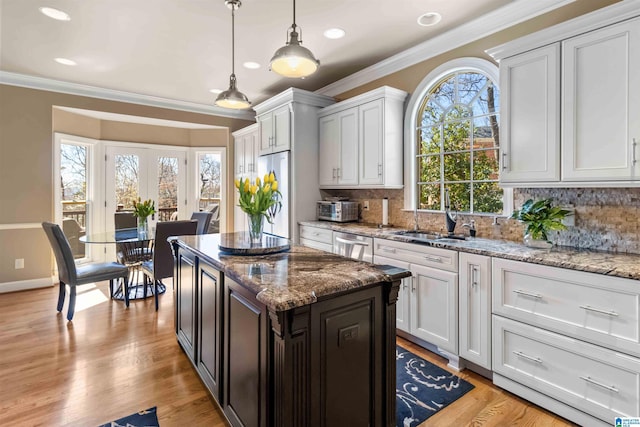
[199,153,221,211]
[158,157,179,221]
[115,154,139,211]
[60,143,87,259]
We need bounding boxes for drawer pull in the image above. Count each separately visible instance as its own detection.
[513,351,542,364]
[423,255,443,263]
[335,237,369,246]
[411,276,416,293]
[579,305,619,317]
[381,247,397,254]
[471,266,479,287]
[580,376,619,393]
[513,289,542,299]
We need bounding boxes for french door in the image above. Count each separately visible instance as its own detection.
[105,145,187,234]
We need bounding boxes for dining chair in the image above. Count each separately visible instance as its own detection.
[42,222,130,321]
[141,220,198,310]
[334,236,368,261]
[114,211,137,229]
[190,211,213,235]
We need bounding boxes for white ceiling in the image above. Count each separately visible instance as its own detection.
[0,0,570,116]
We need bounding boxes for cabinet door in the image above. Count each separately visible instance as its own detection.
[338,108,359,185]
[374,254,410,333]
[197,262,222,401]
[319,114,339,186]
[272,105,291,153]
[243,130,258,176]
[459,253,491,369]
[234,138,246,176]
[359,99,384,185]
[410,264,458,353]
[176,250,197,364]
[500,44,560,183]
[258,112,274,155]
[562,18,640,181]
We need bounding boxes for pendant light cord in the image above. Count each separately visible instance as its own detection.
[231,3,236,76]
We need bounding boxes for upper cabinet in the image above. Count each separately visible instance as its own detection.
[257,104,291,155]
[561,19,640,182]
[489,3,640,187]
[318,86,407,189]
[233,123,259,178]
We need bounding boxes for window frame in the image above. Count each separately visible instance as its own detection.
[403,57,512,216]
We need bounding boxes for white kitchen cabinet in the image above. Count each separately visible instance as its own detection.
[318,109,358,186]
[232,124,259,232]
[374,254,411,333]
[318,86,407,189]
[561,17,640,181]
[298,224,333,253]
[499,44,560,184]
[458,253,491,370]
[257,104,291,155]
[373,238,459,365]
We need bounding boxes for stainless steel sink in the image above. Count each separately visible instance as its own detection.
[394,230,466,242]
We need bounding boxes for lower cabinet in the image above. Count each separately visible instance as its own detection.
[458,253,491,370]
[197,262,222,400]
[176,249,197,364]
[298,224,333,253]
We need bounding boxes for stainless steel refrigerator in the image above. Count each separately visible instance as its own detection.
[257,151,290,239]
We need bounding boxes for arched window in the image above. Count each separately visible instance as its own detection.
[404,58,509,215]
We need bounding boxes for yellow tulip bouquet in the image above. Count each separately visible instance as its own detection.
[235,172,282,224]
[132,198,156,220]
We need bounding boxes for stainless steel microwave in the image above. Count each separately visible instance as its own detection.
[316,201,358,222]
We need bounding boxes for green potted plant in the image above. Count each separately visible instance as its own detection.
[510,198,572,249]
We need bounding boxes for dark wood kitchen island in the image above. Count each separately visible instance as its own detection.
[170,232,410,427]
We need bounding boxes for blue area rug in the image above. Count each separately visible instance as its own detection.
[98,406,159,427]
[396,346,474,427]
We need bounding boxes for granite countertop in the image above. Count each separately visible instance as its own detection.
[299,221,640,281]
[172,233,411,312]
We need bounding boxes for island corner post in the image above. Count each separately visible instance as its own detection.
[171,234,409,427]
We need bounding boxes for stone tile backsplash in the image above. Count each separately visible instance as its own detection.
[320,187,640,254]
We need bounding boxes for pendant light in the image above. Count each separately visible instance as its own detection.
[269,0,319,78]
[215,0,251,109]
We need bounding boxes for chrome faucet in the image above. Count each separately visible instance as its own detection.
[444,188,457,234]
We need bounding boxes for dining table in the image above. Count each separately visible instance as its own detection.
[80,228,166,301]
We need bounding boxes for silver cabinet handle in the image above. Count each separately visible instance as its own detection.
[513,351,542,363]
[332,168,336,179]
[335,236,369,246]
[471,266,479,287]
[502,152,508,171]
[378,163,383,177]
[633,138,638,165]
[423,255,442,263]
[513,289,542,299]
[337,167,341,178]
[580,376,619,393]
[411,276,416,292]
[579,305,619,317]
[381,247,396,253]
[312,232,320,236]
[402,280,408,290]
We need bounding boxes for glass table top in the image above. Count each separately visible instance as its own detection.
[80,228,155,244]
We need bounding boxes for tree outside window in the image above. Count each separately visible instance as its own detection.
[416,71,502,214]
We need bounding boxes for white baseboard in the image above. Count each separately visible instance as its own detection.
[0,276,55,293]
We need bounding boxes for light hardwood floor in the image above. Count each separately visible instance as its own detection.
[0,280,576,426]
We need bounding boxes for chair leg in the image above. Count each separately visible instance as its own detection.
[67,286,76,321]
[109,279,114,298]
[57,282,66,312]
[123,277,130,308]
[155,280,159,311]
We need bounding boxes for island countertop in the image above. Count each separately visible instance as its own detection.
[172,233,410,312]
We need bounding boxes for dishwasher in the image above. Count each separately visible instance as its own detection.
[332,231,373,263]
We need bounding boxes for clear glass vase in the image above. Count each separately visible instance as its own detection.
[523,233,552,249]
[137,216,149,239]
[247,213,264,244]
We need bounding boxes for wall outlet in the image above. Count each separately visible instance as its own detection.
[363,200,369,211]
[561,207,575,227]
[15,258,24,269]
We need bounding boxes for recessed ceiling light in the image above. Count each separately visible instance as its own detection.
[54,57,76,66]
[39,7,71,21]
[243,62,260,70]
[417,12,442,27]
[323,28,346,39]
[209,89,222,94]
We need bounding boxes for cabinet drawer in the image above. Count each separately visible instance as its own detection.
[493,316,640,422]
[299,225,333,245]
[299,237,333,253]
[374,238,458,272]
[493,258,640,357]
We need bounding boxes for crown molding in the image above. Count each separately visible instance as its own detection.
[487,0,640,60]
[0,71,256,121]
[253,87,335,115]
[315,0,575,98]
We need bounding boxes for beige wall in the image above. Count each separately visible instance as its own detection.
[0,84,252,285]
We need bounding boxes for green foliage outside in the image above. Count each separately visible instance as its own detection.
[417,72,503,214]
